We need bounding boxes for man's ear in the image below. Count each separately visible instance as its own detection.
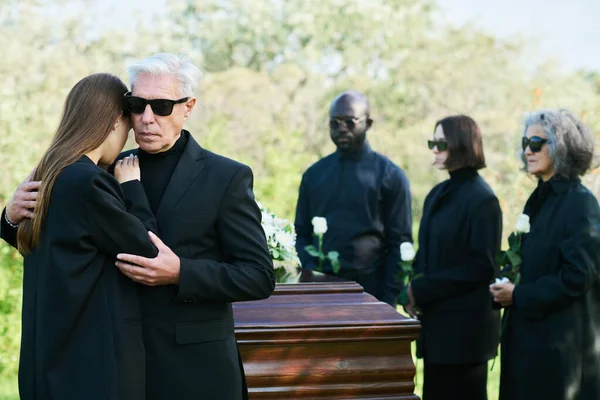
[184,98,197,119]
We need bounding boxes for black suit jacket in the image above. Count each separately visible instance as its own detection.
[500,178,600,400]
[411,168,502,364]
[1,156,158,400]
[118,133,275,400]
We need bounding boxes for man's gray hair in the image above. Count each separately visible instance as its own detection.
[521,109,595,179]
[128,53,202,98]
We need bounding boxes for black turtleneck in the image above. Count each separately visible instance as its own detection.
[138,131,188,214]
[523,177,553,226]
[449,166,479,184]
[434,167,479,198]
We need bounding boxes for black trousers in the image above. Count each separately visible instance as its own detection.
[422,362,488,400]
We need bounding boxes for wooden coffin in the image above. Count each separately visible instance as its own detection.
[233,281,421,399]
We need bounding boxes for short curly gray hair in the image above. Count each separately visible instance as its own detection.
[521,109,595,179]
[127,53,202,98]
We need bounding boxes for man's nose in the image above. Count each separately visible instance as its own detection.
[141,104,156,124]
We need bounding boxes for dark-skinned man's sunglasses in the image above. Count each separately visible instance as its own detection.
[124,92,189,117]
[427,140,448,151]
[522,136,549,153]
[329,116,366,130]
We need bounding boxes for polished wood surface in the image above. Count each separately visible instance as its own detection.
[233,282,421,399]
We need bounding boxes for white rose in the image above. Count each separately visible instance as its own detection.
[515,214,530,234]
[311,217,328,235]
[400,242,416,262]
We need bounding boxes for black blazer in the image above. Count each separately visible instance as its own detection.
[411,168,502,364]
[500,177,600,400]
[118,133,275,400]
[2,156,158,400]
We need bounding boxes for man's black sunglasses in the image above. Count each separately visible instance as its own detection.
[124,92,189,116]
[329,116,366,130]
[428,140,448,151]
[522,136,549,153]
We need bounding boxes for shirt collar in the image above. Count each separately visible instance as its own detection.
[335,141,372,161]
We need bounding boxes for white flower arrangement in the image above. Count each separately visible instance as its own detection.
[257,201,300,283]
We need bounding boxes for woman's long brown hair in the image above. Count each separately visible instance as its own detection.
[17,73,129,254]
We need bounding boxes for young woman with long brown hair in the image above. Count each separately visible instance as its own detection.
[8,73,158,400]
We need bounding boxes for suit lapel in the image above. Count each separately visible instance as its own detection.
[155,134,205,221]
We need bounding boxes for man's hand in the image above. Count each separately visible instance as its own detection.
[489,282,515,306]
[6,170,41,225]
[115,232,180,286]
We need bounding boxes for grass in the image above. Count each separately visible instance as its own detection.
[0,378,18,400]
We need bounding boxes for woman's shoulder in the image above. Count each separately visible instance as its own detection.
[563,181,600,214]
[468,174,497,198]
[57,158,119,196]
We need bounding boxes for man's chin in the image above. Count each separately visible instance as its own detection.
[336,142,351,151]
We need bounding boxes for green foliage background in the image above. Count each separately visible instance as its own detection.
[1,0,599,397]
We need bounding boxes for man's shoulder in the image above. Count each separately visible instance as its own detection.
[370,151,409,183]
[303,153,337,175]
[202,149,253,182]
[370,149,401,169]
[117,149,137,159]
[204,149,248,170]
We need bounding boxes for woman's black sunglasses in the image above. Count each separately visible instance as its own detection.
[522,136,549,153]
[124,92,189,117]
[428,140,448,151]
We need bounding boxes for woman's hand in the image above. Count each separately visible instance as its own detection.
[402,284,419,319]
[489,282,515,306]
[114,154,140,183]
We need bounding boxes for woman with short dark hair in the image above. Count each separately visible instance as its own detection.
[490,109,600,400]
[404,115,502,400]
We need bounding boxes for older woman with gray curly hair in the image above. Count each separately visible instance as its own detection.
[490,109,600,400]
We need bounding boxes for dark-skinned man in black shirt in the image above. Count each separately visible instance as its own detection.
[294,91,412,307]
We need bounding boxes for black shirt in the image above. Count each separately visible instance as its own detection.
[137,130,188,214]
[294,142,412,305]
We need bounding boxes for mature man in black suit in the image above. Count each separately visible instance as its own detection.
[2,53,275,400]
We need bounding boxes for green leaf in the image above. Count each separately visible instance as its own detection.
[508,232,521,252]
[271,249,280,259]
[505,250,522,270]
[399,290,409,306]
[327,251,339,262]
[304,245,320,257]
[331,260,340,274]
[514,272,522,285]
[496,251,505,267]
